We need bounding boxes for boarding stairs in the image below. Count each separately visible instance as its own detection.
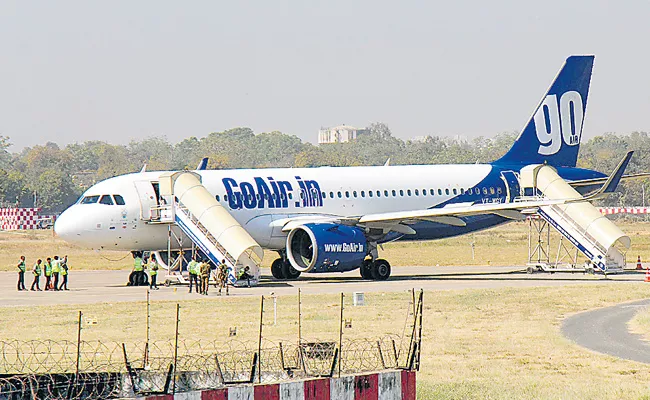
[150,171,264,285]
[518,165,630,273]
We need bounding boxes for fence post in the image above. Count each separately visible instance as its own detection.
[338,293,344,377]
[172,303,180,394]
[257,295,264,383]
[145,289,150,367]
[69,311,82,399]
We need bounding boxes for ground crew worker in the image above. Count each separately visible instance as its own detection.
[31,259,42,291]
[149,254,159,290]
[200,259,211,295]
[44,257,52,290]
[51,255,61,291]
[217,259,229,296]
[188,256,200,293]
[59,255,69,290]
[17,255,26,291]
[238,266,253,288]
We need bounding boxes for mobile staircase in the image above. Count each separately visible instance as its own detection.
[518,164,630,274]
[154,171,263,286]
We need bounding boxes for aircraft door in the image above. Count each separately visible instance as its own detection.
[134,181,158,221]
[500,171,521,202]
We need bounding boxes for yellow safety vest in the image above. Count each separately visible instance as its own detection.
[150,263,158,276]
[18,261,26,272]
[51,260,61,273]
[44,262,52,276]
[188,261,199,275]
[133,257,143,272]
[33,263,41,276]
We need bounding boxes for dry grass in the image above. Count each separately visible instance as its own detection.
[3,220,650,271]
[4,285,650,399]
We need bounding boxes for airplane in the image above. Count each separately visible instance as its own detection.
[54,55,648,282]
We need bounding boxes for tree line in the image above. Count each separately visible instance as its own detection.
[0,123,648,213]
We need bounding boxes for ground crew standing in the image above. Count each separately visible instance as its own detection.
[51,255,61,291]
[31,259,42,291]
[217,259,229,296]
[59,255,69,290]
[44,257,52,290]
[188,256,200,293]
[200,259,211,295]
[149,254,159,290]
[17,255,26,291]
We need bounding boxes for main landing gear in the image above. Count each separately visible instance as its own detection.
[360,259,391,281]
[271,258,301,280]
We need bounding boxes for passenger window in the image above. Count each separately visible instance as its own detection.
[392,190,396,197]
[490,187,495,195]
[415,189,419,196]
[289,193,293,200]
[475,188,480,195]
[384,190,389,197]
[482,188,488,195]
[453,188,457,195]
[399,190,404,196]
[113,195,126,205]
[369,191,373,197]
[337,192,342,198]
[353,191,358,198]
[460,188,464,195]
[361,191,365,198]
[80,195,100,204]
[407,189,412,196]
[497,187,503,194]
[445,189,450,195]
[377,190,381,197]
[215,195,220,202]
[437,189,442,195]
[330,192,334,198]
[99,195,114,205]
[430,189,435,195]
[345,191,350,198]
[225,195,229,202]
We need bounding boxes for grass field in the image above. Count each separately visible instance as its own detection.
[2,220,650,271]
[3,285,650,399]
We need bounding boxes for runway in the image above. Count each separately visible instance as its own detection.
[2,265,646,307]
[562,298,650,364]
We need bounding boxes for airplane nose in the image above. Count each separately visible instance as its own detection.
[54,207,78,241]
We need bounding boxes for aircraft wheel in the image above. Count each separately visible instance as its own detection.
[271,259,285,279]
[360,260,373,279]
[371,259,391,281]
[282,261,301,280]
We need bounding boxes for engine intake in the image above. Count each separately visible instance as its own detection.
[286,223,367,273]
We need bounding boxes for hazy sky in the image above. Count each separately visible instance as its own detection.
[1,1,649,151]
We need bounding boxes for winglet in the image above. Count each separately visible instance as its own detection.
[196,157,209,171]
[585,151,633,199]
[140,163,147,173]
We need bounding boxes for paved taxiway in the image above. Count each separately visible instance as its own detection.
[562,298,650,364]
[0,265,646,307]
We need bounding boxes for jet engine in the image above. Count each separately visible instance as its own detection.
[286,223,367,273]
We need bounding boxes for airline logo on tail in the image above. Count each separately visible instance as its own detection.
[534,90,584,155]
[495,55,594,167]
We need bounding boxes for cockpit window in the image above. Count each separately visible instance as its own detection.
[113,195,125,205]
[99,195,114,205]
[80,195,100,204]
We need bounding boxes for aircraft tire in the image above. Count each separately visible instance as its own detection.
[271,259,285,279]
[282,261,301,280]
[360,260,373,279]
[371,259,391,281]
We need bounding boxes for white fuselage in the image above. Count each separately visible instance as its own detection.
[54,164,510,252]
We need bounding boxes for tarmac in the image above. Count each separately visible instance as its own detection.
[1,265,647,307]
[562,298,650,364]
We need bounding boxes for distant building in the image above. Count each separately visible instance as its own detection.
[318,125,369,144]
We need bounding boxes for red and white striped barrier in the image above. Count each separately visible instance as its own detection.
[598,207,649,215]
[0,208,56,230]
[139,370,416,400]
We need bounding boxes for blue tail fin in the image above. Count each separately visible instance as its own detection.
[496,55,594,167]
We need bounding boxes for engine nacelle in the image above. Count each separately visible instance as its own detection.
[286,223,367,273]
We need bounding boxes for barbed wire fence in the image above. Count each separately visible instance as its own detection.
[0,289,423,399]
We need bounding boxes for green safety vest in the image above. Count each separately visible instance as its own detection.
[188,260,199,275]
[44,262,52,276]
[33,264,41,276]
[51,260,61,273]
[61,262,68,276]
[18,261,25,273]
[133,257,143,272]
[150,263,158,276]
